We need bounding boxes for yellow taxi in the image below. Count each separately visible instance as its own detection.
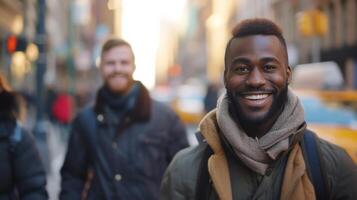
[295,89,357,163]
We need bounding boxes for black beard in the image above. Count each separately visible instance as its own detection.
[227,84,288,126]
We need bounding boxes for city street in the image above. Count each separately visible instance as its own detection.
[1,0,357,199]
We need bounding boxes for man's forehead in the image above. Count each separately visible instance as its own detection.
[102,45,133,58]
[105,45,131,53]
[229,35,284,52]
[226,35,287,64]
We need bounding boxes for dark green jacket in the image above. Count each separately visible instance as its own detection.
[161,135,357,200]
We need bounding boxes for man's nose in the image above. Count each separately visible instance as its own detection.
[245,67,266,87]
[114,63,124,72]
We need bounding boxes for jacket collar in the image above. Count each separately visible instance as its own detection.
[93,81,151,125]
[198,110,232,200]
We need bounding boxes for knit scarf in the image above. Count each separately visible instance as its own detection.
[216,89,305,175]
[98,82,140,118]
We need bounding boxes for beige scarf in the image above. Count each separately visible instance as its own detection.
[199,110,315,200]
[216,89,305,175]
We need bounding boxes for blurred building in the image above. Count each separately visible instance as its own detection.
[176,0,236,85]
[272,0,357,88]
[0,0,117,90]
[178,0,357,89]
[0,0,37,88]
[47,0,114,93]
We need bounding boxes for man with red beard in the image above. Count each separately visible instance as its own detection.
[161,18,357,200]
[60,38,189,199]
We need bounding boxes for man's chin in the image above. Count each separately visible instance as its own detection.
[228,96,271,125]
[106,84,130,94]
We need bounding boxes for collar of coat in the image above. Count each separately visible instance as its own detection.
[198,110,315,200]
[94,81,151,123]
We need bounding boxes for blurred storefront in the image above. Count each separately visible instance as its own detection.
[272,0,357,89]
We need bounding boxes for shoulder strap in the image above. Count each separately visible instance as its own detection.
[8,123,22,153]
[195,143,213,200]
[7,123,22,199]
[77,108,113,199]
[302,130,328,200]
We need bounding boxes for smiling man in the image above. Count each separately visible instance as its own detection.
[160,18,357,200]
[60,38,189,200]
[225,32,290,139]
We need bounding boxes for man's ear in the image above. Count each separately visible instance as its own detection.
[223,68,228,88]
[287,65,292,84]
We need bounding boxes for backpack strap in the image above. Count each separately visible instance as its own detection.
[77,107,113,199]
[195,143,213,200]
[302,130,328,200]
[8,122,22,153]
[8,122,22,199]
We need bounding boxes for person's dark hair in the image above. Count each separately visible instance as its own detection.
[0,91,18,121]
[100,38,135,61]
[224,18,288,67]
[0,73,24,121]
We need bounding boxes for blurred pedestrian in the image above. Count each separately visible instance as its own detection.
[51,92,75,125]
[203,82,219,113]
[51,92,75,143]
[0,73,48,199]
[60,38,189,199]
[161,18,357,200]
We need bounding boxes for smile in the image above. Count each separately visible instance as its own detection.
[243,94,269,100]
[238,92,273,108]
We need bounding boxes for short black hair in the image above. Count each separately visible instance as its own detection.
[224,18,288,68]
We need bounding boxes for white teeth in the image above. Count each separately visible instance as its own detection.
[244,94,269,100]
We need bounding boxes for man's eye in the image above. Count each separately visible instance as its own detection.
[105,61,115,66]
[121,60,130,65]
[234,65,250,74]
[264,65,276,71]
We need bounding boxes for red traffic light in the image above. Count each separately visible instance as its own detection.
[6,35,18,54]
[6,35,27,54]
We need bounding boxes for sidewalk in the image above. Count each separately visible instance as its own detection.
[35,121,67,200]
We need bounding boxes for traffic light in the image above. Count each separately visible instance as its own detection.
[312,9,328,36]
[6,35,28,54]
[296,9,328,37]
[296,11,314,37]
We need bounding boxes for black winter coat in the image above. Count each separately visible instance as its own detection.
[0,121,48,200]
[60,83,189,200]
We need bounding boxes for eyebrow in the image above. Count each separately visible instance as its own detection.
[231,57,251,64]
[231,56,282,65]
[260,57,282,64]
